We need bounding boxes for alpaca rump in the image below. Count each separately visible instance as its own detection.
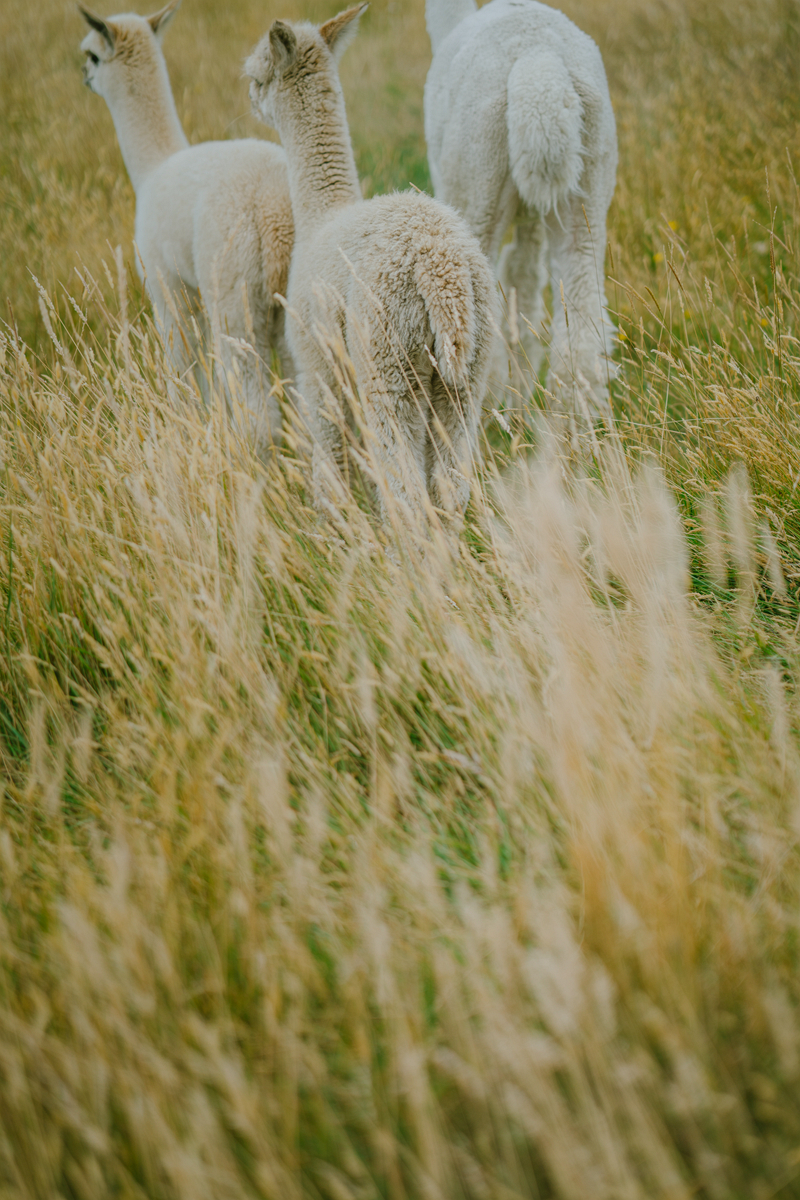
[80,0,294,454]
[286,194,496,522]
[424,0,618,419]
[246,5,498,529]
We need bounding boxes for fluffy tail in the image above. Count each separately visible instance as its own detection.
[506,50,584,216]
[413,240,477,388]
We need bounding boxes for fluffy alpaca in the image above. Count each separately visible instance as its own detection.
[244,5,497,529]
[80,0,294,451]
[424,0,618,418]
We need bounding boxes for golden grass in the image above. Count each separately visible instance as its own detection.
[3,0,800,1196]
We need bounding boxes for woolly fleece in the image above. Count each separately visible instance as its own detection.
[81,3,293,451]
[246,7,498,528]
[425,0,618,416]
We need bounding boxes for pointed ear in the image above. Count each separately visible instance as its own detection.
[319,3,368,62]
[268,21,298,71]
[147,0,181,39]
[78,4,116,51]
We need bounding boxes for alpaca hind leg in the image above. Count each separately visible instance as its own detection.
[368,386,429,531]
[222,330,282,459]
[294,366,350,519]
[458,179,518,398]
[450,147,518,265]
[270,303,296,382]
[233,347,282,461]
[348,324,429,530]
[150,279,207,408]
[497,214,548,396]
[545,195,614,421]
[426,372,480,524]
[209,284,282,458]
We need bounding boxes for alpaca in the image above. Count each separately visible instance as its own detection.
[244,5,498,528]
[80,0,294,452]
[424,0,618,419]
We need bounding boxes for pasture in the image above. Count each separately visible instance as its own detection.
[2,0,800,1196]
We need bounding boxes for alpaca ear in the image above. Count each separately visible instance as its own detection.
[269,21,297,71]
[319,3,368,62]
[78,5,116,51]
[147,0,181,40]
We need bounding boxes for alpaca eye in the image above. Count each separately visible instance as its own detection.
[87,51,99,65]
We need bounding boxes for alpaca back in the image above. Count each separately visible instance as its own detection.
[136,140,292,307]
[288,193,496,392]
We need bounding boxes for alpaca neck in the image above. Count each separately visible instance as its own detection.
[103,52,188,193]
[425,0,477,53]
[276,69,361,241]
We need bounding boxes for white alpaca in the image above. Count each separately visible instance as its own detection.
[424,0,618,418]
[244,5,497,528]
[80,1,294,451]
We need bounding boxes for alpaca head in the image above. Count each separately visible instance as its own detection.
[245,3,367,132]
[79,0,181,98]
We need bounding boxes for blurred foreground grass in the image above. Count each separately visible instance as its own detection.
[3,0,800,1197]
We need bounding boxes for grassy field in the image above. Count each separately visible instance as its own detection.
[3,0,800,1196]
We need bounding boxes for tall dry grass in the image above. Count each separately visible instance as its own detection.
[2,0,800,1196]
[3,277,800,1196]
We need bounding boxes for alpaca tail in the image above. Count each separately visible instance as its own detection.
[506,50,584,217]
[413,242,478,388]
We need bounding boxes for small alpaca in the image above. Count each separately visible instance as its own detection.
[245,5,498,527]
[424,0,618,419]
[80,0,294,451]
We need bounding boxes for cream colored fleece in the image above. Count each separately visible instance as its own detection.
[81,2,294,452]
[425,0,618,417]
[246,6,498,527]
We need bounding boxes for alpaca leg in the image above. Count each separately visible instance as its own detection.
[441,137,518,264]
[347,321,429,528]
[454,179,518,398]
[466,177,518,265]
[497,214,548,388]
[427,372,479,523]
[196,231,283,453]
[234,347,282,461]
[270,303,295,382]
[367,385,429,529]
[426,251,493,515]
[545,195,614,421]
[150,279,206,406]
[215,308,282,459]
[294,365,350,517]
